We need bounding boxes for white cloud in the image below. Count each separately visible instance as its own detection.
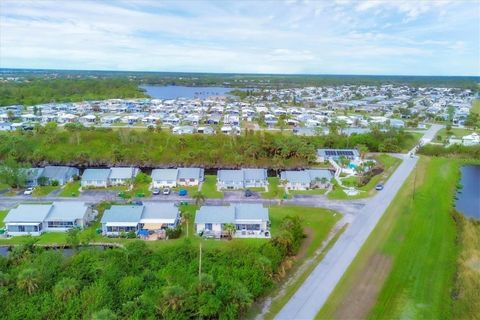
[0,0,478,75]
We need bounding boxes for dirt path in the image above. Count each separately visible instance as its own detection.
[255,218,349,320]
[333,253,392,319]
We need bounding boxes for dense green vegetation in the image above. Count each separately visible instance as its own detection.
[317,157,479,320]
[0,126,416,168]
[419,144,480,158]
[3,69,478,89]
[0,79,147,106]
[0,210,327,319]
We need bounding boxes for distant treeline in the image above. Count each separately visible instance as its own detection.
[2,68,479,91]
[0,125,415,168]
[0,78,147,106]
[418,144,480,158]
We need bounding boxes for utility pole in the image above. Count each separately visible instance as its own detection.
[198,242,202,283]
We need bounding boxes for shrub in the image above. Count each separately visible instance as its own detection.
[166,226,182,239]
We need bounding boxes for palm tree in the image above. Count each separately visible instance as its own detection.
[17,268,40,295]
[158,285,186,315]
[54,277,79,301]
[223,223,236,240]
[192,191,205,206]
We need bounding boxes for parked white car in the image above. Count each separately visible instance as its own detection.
[24,187,34,195]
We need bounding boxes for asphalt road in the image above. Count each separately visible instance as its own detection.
[275,124,443,320]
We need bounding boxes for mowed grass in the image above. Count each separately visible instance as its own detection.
[437,127,474,139]
[317,157,461,320]
[471,99,480,115]
[201,175,223,198]
[59,181,81,197]
[261,177,284,199]
[32,185,60,197]
[0,211,7,228]
[328,154,401,200]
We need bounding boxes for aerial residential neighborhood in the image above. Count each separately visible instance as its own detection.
[0,1,478,320]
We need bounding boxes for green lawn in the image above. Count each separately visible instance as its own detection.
[0,211,7,228]
[261,177,285,199]
[260,206,342,319]
[59,181,81,197]
[0,183,10,192]
[471,99,480,115]
[172,185,200,195]
[289,188,328,196]
[328,154,401,200]
[436,127,475,139]
[317,157,462,319]
[32,185,60,197]
[201,175,223,198]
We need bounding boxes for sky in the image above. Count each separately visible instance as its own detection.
[0,0,479,76]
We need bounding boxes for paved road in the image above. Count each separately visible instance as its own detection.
[275,124,443,320]
[0,193,365,216]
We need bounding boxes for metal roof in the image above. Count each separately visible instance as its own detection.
[243,169,267,181]
[151,169,178,181]
[194,205,236,224]
[280,171,311,184]
[307,169,333,181]
[101,205,144,223]
[41,166,78,181]
[141,203,178,221]
[217,170,244,183]
[178,168,204,180]
[4,204,52,223]
[194,204,269,224]
[46,202,88,221]
[234,204,269,221]
[82,168,111,181]
[109,167,139,180]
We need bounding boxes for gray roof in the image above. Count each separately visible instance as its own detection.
[243,169,267,181]
[41,166,78,180]
[307,169,333,181]
[194,205,236,224]
[82,169,111,181]
[280,169,332,184]
[4,204,52,223]
[151,169,178,181]
[194,204,269,224]
[234,204,269,221]
[217,170,244,183]
[46,202,88,221]
[109,167,139,180]
[101,205,144,223]
[141,203,178,220]
[178,168,204,181]
[280,171,311,184]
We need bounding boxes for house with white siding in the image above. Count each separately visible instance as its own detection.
[4,202,94,236]
[195,204,270,238]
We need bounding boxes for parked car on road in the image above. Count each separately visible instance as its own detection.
[375,184,384,191]
[163,188,171,195]
[244,189,254,197]
[152,188,160,195]
[130,200,143,206]
[178,189,188,196]
[24,187,34,195]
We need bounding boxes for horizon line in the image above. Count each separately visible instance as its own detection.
[1,67,479,79]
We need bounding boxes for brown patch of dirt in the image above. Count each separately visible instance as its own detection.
[333,253,392,320]
[295,227,314,261]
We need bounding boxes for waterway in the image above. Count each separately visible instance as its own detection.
[455,165,480,219]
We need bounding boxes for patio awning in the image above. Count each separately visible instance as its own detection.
[142,223,164,230]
